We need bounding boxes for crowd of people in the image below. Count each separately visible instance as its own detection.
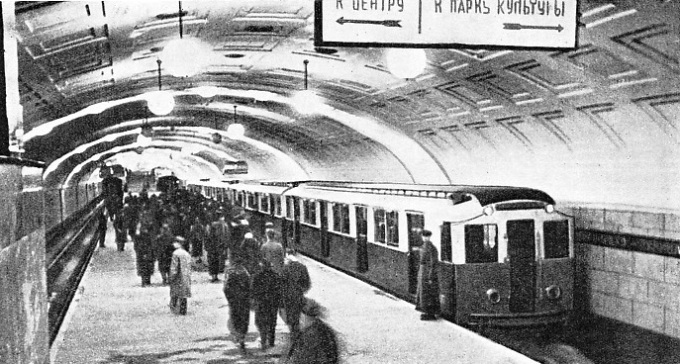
[101,187,340,363]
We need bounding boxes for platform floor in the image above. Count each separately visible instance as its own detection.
[51,225,536,364]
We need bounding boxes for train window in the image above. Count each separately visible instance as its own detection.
[260,194,270,213]
[247,193,259,210]
[332,203,350,234]
[441,222,452,263]
[386,211,399,247]
[544,220,570,259]
[273,195,282,217]
[374,208,386,244]
[303,199,317,225]
[286,196,295,219]
[374,208,399,246]
[465,224,498,263]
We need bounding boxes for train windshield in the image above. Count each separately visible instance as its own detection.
[465,224,499,263]
[544,220,570,259]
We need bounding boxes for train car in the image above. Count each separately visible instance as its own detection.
[187,180,574,329]
[223,160,248,175]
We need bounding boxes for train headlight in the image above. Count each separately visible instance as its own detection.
[545,204,555,214]
[546,285,562,300]
[483,206,494,216]
[486,288,501,304]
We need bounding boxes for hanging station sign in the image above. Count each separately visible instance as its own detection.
[315,0,577,48]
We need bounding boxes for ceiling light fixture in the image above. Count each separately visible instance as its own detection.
[227,105,245,140]
[384,48,427,79]
[161,1,212,78]
[291,59,327,115]
[146,59,175,116]
[211,108,223,144]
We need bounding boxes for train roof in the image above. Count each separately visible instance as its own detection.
[261,181,556,206]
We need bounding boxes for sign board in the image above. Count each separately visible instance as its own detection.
[315,0,577,48]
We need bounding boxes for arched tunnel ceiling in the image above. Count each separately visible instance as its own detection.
[9,0,680,209]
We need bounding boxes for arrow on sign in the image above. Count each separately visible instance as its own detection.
[503,23,564,32]
[336,17,402,28]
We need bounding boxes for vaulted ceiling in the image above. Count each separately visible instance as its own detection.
[10,0,680,209]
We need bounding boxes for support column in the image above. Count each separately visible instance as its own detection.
[2,2,22,157]
[0,157,48,364]
[1,2,10,156]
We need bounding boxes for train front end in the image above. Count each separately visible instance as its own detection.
[446,193,574,329]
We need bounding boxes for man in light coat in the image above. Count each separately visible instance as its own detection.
[169,236,192,315]
[261,228,285,276]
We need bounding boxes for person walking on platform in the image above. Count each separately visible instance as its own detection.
[415,229,440,321]
[261,229,285,276]
[239,231,262,276]
[223,256,251,351]
[188,217,206,264]
[135,214,156,286]
[98,209,107,248]
[121,202,138,244]
[207,213,230,282]
[252,260,281,350]
[280,255,311,338]
[280,298,339,364]
[155,223,176,285]
[169,236,192,315]
[114,211,127,251]
[228,211,250,255]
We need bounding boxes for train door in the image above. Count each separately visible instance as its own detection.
[355,206,368,272]
[293,196,301,251]
[282,196,290,251]
[320,201,330,257]
[407,213,425,295]
[507,219,536,313]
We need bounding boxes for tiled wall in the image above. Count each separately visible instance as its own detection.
[560,202,680,338]
[0,160,49,364]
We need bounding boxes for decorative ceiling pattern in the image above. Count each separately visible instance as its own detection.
[9,0,680,207]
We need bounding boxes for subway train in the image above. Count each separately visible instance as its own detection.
[188,179,574,329]
[44,181,104,344]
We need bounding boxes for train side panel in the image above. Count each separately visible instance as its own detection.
[454,263,511,325]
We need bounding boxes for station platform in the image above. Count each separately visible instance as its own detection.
[51,225,537,364]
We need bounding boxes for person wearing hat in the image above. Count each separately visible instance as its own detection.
[223,255,251,351]
[207,213,230,282]
[251,260,281,350]
[169,236,192,315]
[261,228,285,276]
[239,231,262,276]
[281,298,339,364]
[415,229,440,321]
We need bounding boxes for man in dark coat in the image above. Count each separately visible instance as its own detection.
[134,211,156,286]
[223,257,251,351]
[281,298,339,364]
[280,256,311,337]
[121,202,138,244]
[252,261,281,350]
[415,229,440,321]
[155,224,175,285]
[188,217,206,263]
[239,232,261,276]
[113,210,126,251]
[207,214,230,282]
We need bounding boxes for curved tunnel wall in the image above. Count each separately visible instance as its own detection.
[416,101,680,210]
